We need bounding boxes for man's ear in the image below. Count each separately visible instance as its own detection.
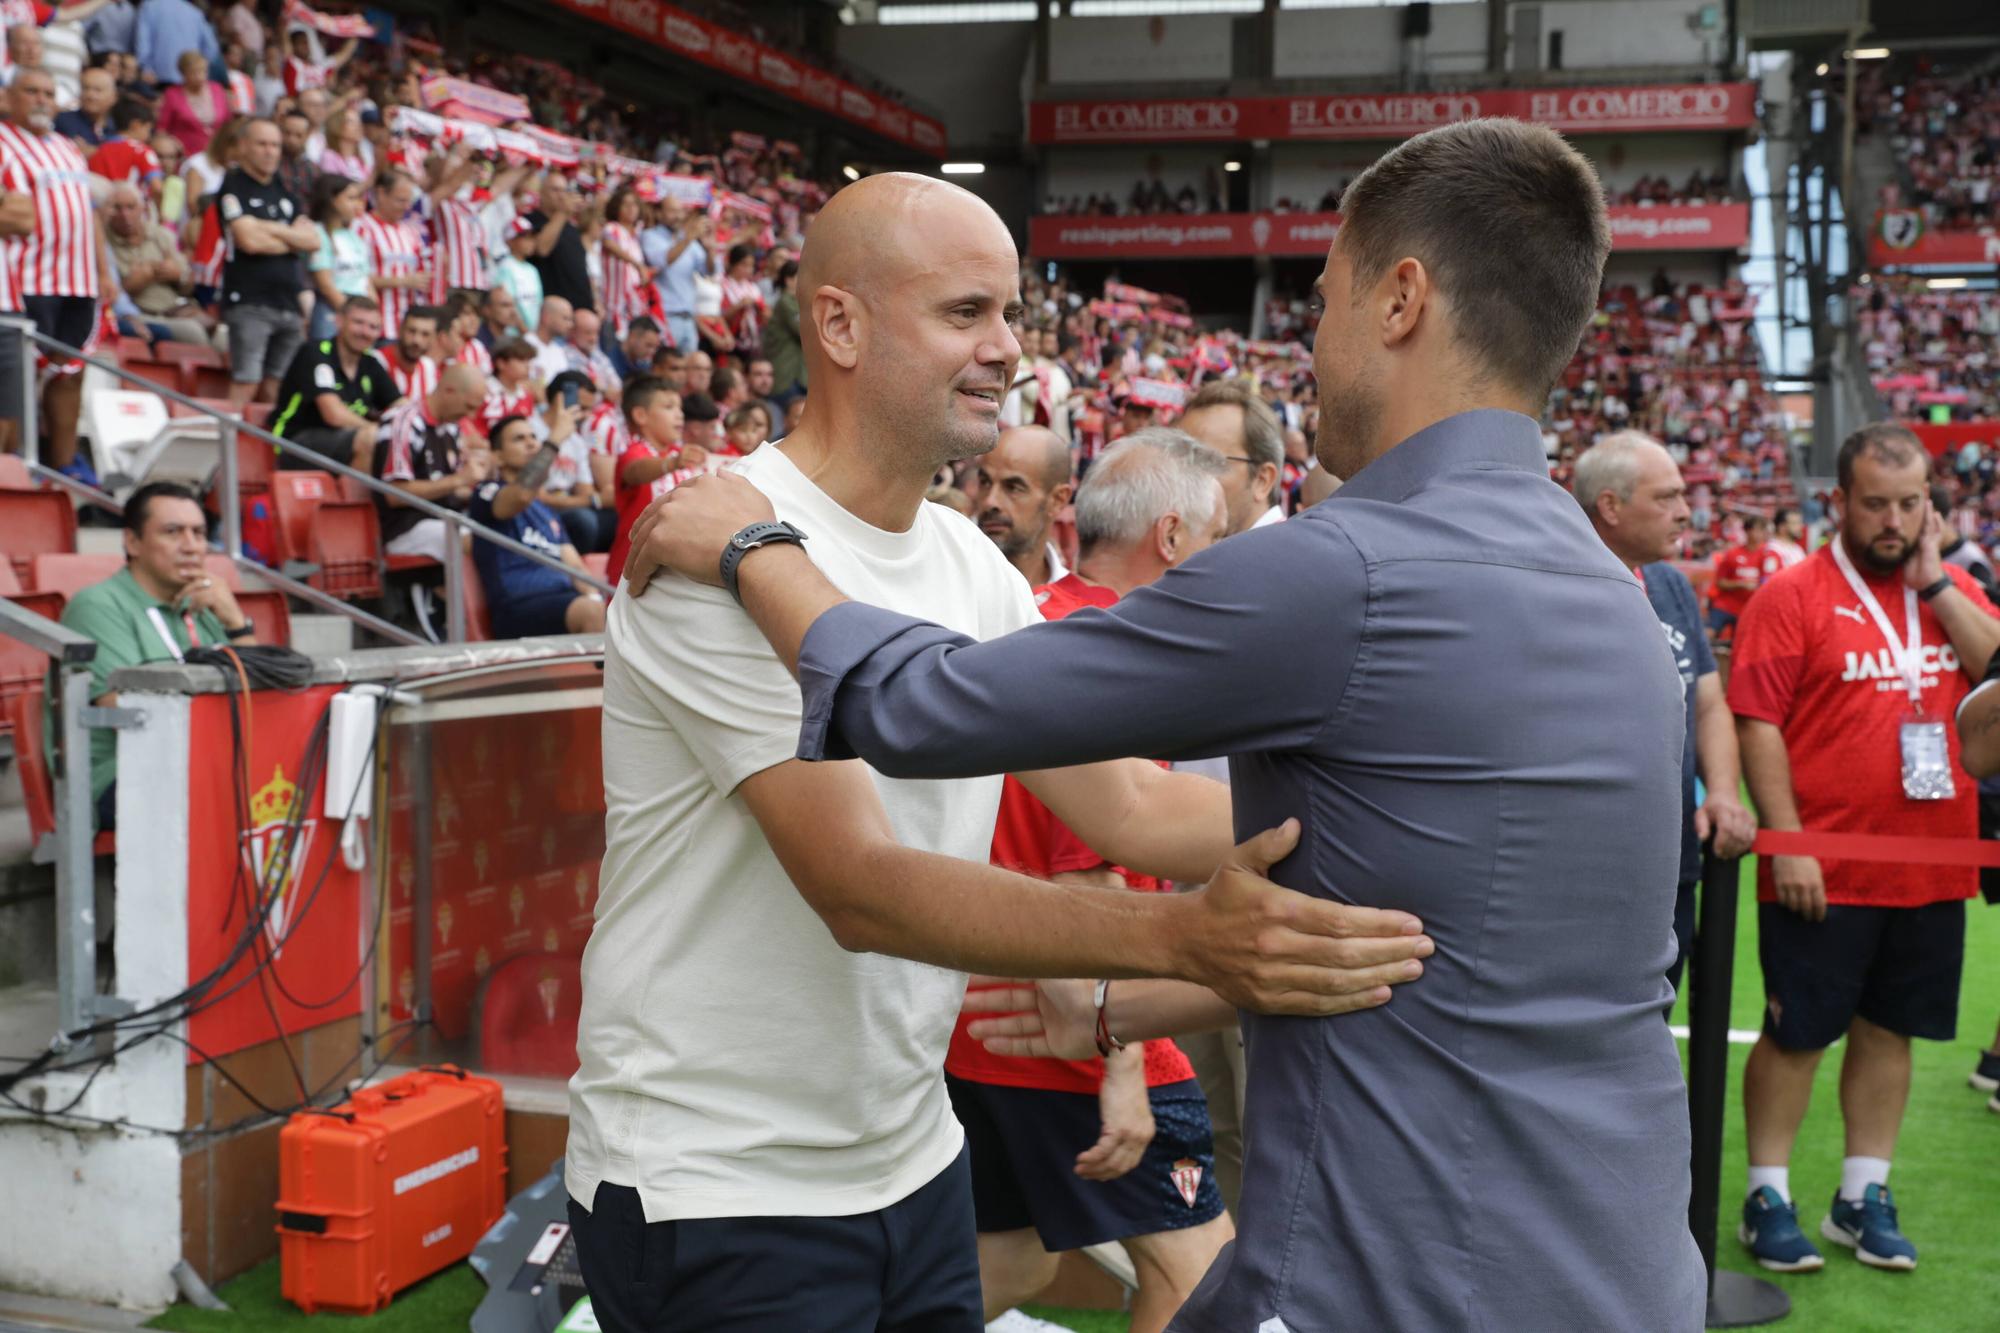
[811,284,861,371]
[1253,461,1279,507]
[1379,256,1431,351]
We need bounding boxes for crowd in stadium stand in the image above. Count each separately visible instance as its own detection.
[1859,279,2000,424]
[1862,56,2000,233]
[0,0,836,641]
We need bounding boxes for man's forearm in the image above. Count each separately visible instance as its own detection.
[1737,719,1801,829]
[1104,979,1240,1043]
[1695,685,1742,799]
[1931,585,2000,680]
[818,839,1192,981]
[1958,688,2000,779]
[736,543,849,677]
[1024,762,1233,885]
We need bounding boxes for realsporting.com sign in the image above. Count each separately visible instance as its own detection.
[1029,204,1748,259]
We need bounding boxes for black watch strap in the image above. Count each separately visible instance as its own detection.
[719,521,807,604]
[225,622,255,639]
[1918,575,1953,602]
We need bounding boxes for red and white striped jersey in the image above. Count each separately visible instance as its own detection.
[451,337,493,377]
[581,400,626,457]
[377,345,439,403]
[478,382,537,438]
[283,57,332,96]
[599,221,646,335]
[0,122,98,299]
[430,196,489,298]
[226,70,257,116]
[353,209,428,334]
[377,395,460,484]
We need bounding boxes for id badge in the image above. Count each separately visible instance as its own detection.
[1900,714,1956,801]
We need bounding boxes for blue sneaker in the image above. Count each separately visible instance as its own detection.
[1822,1185,1917,1270]
[1972,1049,2000,1093]
[56,454,101,489]
[1739,1186,1824,1272]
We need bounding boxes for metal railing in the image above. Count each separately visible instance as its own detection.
[0,598,121,1042]
[3,317,615,645]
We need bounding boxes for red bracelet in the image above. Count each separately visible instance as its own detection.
[1093,980,1123,1058]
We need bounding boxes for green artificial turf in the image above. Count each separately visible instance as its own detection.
[150,861,1999,1333]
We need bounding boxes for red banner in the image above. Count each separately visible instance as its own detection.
[1030,203,1748,259]
[1907,421,2000,457]
[547,0,944,157]
[1030,83,1757,145]
[187,687,363,1060]
[1867,227,2000,269]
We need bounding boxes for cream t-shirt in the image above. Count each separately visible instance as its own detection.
[568,443,1040,1222]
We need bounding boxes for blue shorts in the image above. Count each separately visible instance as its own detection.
[1705,606,1738,640]
[489,584,577,639]
[568,1148,983,1332]
[1758,899,1965,1049]
[947,1074,1224,1252]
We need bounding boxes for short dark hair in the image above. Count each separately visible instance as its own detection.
[650,345,684,370]
[709,367,740,401]
[112,99,153,133]
[493,338,535,364]
[124,481,201,537]
[622,375,679,419]
[488,414,531,444]
[402,305,441,329]
[681,392,720,423]
[1338,118,1610,399]
[546,369,592,404]
[1775,504,1800,526]
[440,292,477,326]
[1744,513,1771,533]
[339,294,381,317]
[626,314,660,337]
[1836,422,1926,491]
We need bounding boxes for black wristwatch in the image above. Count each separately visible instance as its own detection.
[225,621,255,640]
[719,521,807,605]
[1918,576,1954,602]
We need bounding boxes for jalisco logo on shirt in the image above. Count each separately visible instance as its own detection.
[1840,643,1960,689]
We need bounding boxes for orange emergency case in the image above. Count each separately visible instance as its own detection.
[276,1065,508,1313]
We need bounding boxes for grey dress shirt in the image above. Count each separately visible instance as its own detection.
[794,409,1705,1332]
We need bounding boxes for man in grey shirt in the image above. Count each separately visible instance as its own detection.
[625,119,1705,1330]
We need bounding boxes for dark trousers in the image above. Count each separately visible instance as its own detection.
[559,504,618,555]
[567,1148,983,1332]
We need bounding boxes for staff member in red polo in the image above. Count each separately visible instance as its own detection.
[1730,423,2000,1275]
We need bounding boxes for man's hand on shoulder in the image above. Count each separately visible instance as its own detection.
[623,470,776,596]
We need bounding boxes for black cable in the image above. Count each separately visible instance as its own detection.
[0,675,406,1103]
[182,644,317,692]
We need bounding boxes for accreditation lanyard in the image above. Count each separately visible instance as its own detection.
[1829,537,1924,709]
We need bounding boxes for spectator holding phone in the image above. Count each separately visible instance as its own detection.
[540,370,617,553]
[469,412,607,637]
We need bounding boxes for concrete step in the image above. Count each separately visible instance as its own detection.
[288,613,353,657]
[72,529,121,557]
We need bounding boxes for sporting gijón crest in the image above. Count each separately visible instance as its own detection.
[244,763,314,956]
[1171,1157,1203,1207]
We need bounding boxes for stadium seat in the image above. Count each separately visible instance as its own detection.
[582,553,609,584]
[155,344,232,400]
[306,503,385,600]
[6,687,114,859]
[0,454,33,490]
[458,549,492,642]
[114,336,153,365]
[474,952,582,1079]
[115,358,189,398]
[30,553,121,600]
[2,492,79,587]
[0,592,64,751]
[233,590,291,649]
[0,564,20,596]
[84,390,172,484]
[269,471,336,567]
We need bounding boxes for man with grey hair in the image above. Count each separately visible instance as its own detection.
[1177,377,1284,534]
[1575,431,1755,991]
[105,181,211,345]
[951,426,1234,1333]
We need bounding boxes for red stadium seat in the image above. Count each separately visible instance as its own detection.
[336,474,373,506]
[117,359,190,397]
[269,470,336,566]
[0,592,64,750]
[4,493,80,586]
[233,589,291,649]
[474,952,582,1079]
[306,503,384,600]
[155,344,232,400]
[582,553,609,583]
[0,564,20,596]
[6,688,114,857]
[29,553,120,601]
[458,549,492,642]
[115,336,154,365]
[0,454,34,490]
